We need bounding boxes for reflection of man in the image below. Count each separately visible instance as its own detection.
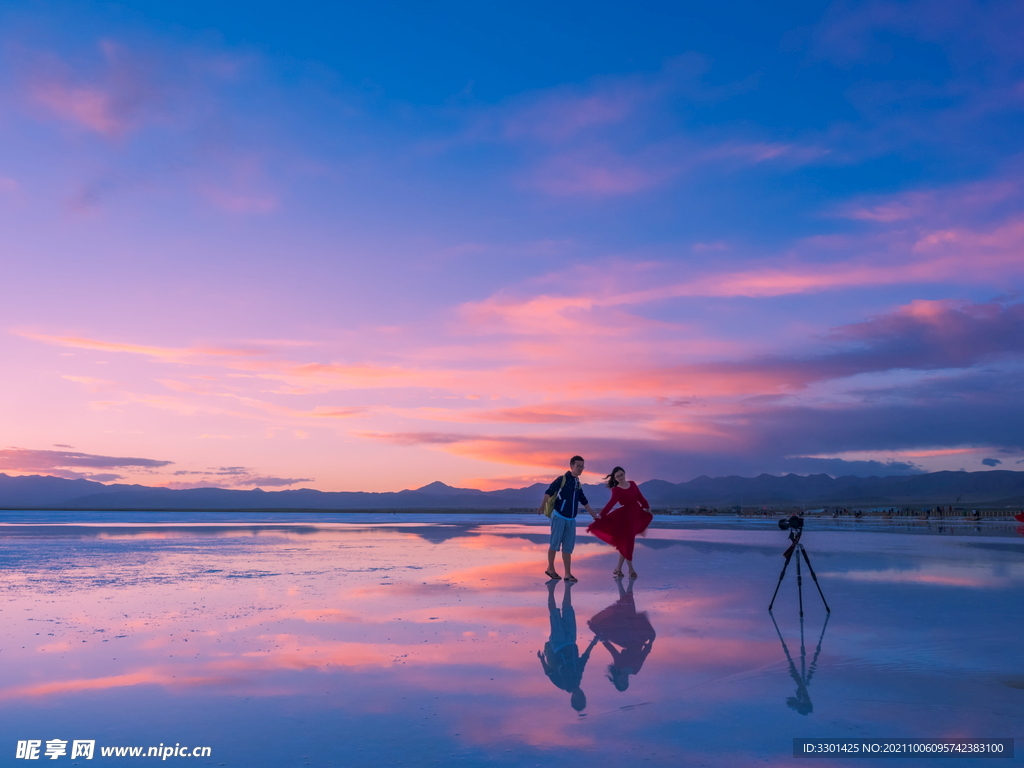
[538,580,598,711]
[588,577,656,691]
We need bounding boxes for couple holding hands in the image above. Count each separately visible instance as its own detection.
[537,455,652,582]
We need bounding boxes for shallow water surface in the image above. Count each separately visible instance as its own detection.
[0,514,1021,766]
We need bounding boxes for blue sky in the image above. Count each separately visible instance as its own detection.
[1,0,1023,490]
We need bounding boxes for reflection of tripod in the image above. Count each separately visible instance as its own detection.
[770,609,829,715]
[768,528,830,616]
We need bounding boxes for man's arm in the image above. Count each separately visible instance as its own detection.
[578,486,596,517]
[537,493,552,515]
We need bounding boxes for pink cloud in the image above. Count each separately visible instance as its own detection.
[127,386,367,424]
[25,330,466,397]
[31,82,127,135]
[707,142,830,165]
[13,38,280,218]
[463,55,828,198]
[19,332,270,360]
[517,138,828,199]
[693,241,728,252]
[452,177,1024,352]
[811,0,1024,69]
[241,475,313,487]
[60,375,117,392]
[470,61,702,148]
[460,205,1024,323]
[198,187,279,214]
[359,432,749,478]
[196,155,281,215]
[25,40,158,138]
[29,279,1024,453]
[839,178,1021,223]
[347,294,1024,476]
[460,473,559,491]
[525,145,678,196]
[465,404,642,424]
[159,469,312,489]
[499,88,646,144]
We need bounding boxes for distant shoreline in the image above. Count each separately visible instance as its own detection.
[0,506,1018,520]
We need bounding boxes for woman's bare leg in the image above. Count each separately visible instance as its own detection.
[613,554,625,577]
[626,558,637,578]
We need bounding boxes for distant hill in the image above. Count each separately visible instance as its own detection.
[0,474,552,511]
[2,470,1024,511]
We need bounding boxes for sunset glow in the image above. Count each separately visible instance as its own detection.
[2,1,1023,491]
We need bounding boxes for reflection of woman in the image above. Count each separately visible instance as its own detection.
[587,577,656,691]
[587,467,652,578]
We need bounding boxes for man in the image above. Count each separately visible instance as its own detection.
[537,455,597,582]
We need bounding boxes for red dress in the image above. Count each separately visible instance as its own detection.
[587,483,652,561]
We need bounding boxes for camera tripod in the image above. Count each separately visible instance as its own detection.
[768,528,830,616]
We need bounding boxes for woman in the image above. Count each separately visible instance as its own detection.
[587,466,653,578]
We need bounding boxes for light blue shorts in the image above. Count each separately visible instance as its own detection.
[549,513,577,554]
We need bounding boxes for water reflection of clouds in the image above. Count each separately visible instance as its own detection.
[821,567,1020,587]
[1,519,1021,766]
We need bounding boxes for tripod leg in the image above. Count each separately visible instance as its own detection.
[796,548,804,618]
[768,549,795,611]
[799,546,831,613]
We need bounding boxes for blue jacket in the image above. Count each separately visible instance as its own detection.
[546,472,589,519]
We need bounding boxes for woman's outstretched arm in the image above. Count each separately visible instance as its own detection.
[636,486,651,511]
[599,486,621,517]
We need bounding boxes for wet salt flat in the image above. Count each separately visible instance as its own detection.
[1,513,1022,767]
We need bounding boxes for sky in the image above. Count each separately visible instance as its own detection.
[1,0,1024,492]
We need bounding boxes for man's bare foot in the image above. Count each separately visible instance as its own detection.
[544,569,561,580]
[564,574,578,582]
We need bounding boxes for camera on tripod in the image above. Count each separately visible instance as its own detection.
[769,511,829,616]
[778,514,804,532]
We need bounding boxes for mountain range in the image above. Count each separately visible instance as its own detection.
[2,470,1024,511]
